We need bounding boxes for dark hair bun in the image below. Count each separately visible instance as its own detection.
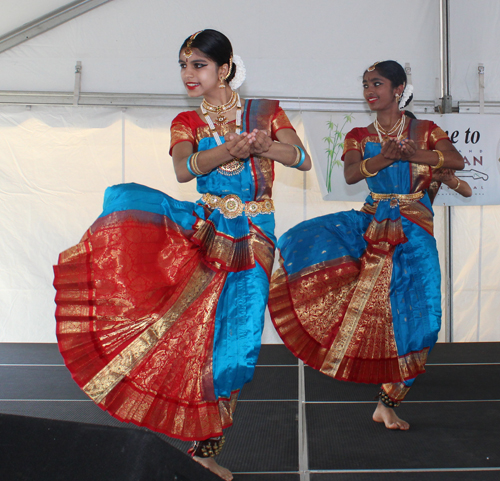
[367,60,407,89]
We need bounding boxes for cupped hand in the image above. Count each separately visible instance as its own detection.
[432,168,455,182]
[381,138,403,160]
[224,132,251,159]
[249,129,273,155]
[399,139,417,160]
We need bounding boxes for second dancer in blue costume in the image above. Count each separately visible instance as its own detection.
[268,60,464,430]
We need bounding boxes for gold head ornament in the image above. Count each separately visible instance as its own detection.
[367,61,381,72]
[184,30,203,59]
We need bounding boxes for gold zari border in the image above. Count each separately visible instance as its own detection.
[382,381,411,402]
[320,243,392,378]
[371,191,424,203]
[83,263,217,403]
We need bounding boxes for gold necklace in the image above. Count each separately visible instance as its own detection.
[201,92,238,124]
[200,93,245,176]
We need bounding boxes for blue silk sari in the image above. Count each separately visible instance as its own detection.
[269,119,448,402]
[54,99,287,440]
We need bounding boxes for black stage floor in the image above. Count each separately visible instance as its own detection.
[1,342,499,480]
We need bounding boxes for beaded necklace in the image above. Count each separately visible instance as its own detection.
[374,115,405,143]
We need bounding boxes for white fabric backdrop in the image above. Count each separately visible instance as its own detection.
[2,105,499,344]
[0,106,317,343]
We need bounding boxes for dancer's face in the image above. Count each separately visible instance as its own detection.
[179,48,222,98]
[362,70,403,111]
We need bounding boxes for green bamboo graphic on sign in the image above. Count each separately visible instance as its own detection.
[324,114,353,192]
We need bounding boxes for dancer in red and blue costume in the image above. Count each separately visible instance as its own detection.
[268,60,463,431]
[54,29,310,480]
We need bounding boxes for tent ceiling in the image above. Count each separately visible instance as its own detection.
[0,0,113,53]
[0,0,442,101]
[1,0,76,36]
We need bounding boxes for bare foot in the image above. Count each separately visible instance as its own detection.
[372,400,410,430]
[193,456,233,480]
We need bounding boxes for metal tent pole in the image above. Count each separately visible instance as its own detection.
[444,205,453,342]
[440,0,453,342]
[440,0,452,113]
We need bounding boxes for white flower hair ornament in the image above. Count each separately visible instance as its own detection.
[399,83,414,109]
[229,55,246,90]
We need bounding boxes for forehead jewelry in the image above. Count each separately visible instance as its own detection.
[367,61,381,72]
[184,30,203,59]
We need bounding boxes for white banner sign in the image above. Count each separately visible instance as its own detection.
[303,112,500,206]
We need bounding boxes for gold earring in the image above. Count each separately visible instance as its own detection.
[219,77,225,89]
[395,93,401,101]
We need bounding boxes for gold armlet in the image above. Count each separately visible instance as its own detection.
[432,150,445,169]
[360,158,377,177]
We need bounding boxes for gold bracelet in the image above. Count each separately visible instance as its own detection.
[190,152,201,175]
[432,150,445,169]
[289,145,301,167]
[452,177,461,191]
[360,158,377,177]
[195,152,211,176]
[191,152,208,176]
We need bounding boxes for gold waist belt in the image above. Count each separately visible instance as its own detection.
[202,193,275,219]
[371,191,424,204]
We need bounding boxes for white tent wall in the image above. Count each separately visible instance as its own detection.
[0,106,123,342]
[0,0,499,343]
[0,0,440,98]
[450,0,500,103]
[0,105,318,343]
[451,206,500,342]
[447,0,500,342]
[0,104,478,345]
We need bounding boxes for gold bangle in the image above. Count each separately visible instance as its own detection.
[191,152,207,176]
[360,158,377,177]
[190,152,200,175]
[196,152,210,175]
[432,150,445,169]
[452,177,461,191]
[289,145,301,167]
